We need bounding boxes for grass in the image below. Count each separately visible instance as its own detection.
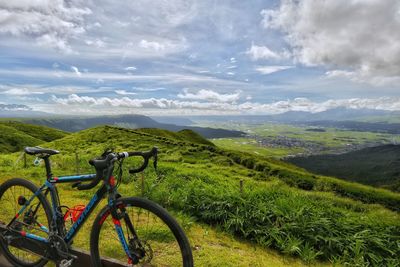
[0,121,68,153]
[0,125,399,266]
[212,137,304,158]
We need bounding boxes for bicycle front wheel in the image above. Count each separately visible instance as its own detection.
[90,197,193,267]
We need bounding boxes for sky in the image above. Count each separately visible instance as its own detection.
[0,0,399,115]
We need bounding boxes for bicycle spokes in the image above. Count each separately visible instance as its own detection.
[98,205,182,266]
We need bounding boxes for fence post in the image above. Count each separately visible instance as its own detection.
[23,153,27,168]
[141,172,145,196]
[240,179,244,194]
[75,152,80,175]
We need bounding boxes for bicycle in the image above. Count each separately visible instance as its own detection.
[0,146,193,267]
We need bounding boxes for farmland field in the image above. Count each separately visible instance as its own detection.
[207,122,400,158]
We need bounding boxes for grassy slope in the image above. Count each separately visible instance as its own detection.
[0,125,399,266]
[212,137,304,158]
[0,121,68,153]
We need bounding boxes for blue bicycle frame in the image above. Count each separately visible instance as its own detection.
[6,172,135,261]
[10,174,101,242]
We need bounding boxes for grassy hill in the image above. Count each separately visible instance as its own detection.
[286,144,400,191]
[0,121,68,153]
[0,124,399,266]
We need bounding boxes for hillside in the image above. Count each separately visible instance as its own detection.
[0,124,399,266]
[25,114,245,139]
[286,144,400,191]
[0,121,68,153]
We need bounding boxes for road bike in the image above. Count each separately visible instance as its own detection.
[0,146,193,266]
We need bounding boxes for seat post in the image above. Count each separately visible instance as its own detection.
[43,156,53,180]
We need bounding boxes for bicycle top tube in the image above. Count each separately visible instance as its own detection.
[48,174,97,183]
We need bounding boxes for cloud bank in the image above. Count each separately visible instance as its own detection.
[262,0,400,85]
[177,89,241,103]
[0,0,91,52]
[51,94,400,115]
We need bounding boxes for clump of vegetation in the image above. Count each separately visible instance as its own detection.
[147,169,400,265]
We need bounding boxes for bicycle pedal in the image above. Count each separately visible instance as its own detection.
[60,259,74,267]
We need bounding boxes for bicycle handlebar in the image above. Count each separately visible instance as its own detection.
[75,147,158,190]
[118,146,158,174]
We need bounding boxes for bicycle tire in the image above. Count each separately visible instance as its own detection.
[0,178,52,267]
[90,197,193,267]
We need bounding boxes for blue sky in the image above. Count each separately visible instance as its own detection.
[0,0,399,115]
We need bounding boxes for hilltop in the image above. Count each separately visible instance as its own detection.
[286,144,400,191]
[0,121,68,153]
[0,124,399,266]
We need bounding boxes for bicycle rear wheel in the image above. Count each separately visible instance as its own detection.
[0,178,52,267]
[90,197,193,266]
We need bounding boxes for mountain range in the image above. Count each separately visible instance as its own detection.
[23,114,244,139]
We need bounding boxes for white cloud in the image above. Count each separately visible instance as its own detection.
[115,90,136,95]
[0,0,91,52]
[125,66,137,71]
[262,0,400,85]
[326,70,400,87]
[50,94,400,115]
[70,66,81,76]
[133,87,165,92]
[85,39,105,48]
[177,89,241,103]
[139,40,166,51]
[0,68,248,90]
[1,88,44,96]
[51,94,236,111]
[255,66,293,75]
[246,44,290,61]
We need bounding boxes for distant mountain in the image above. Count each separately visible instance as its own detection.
[303,120,400,134]
[188,108,400,124]
[25,114,244,139]
[151,116,194,126]
[269,108,394,122]
[0,104,49,118]
[286,144,400,191]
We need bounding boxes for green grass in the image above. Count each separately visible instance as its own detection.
[0,121,68,153]
[212,138,304,158]
[0,125,399,266]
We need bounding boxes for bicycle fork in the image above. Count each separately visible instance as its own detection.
[110,204,146,265]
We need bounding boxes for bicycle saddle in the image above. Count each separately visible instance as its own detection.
[24,146,60,156]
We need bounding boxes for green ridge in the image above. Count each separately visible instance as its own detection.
[0,121,68,153]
